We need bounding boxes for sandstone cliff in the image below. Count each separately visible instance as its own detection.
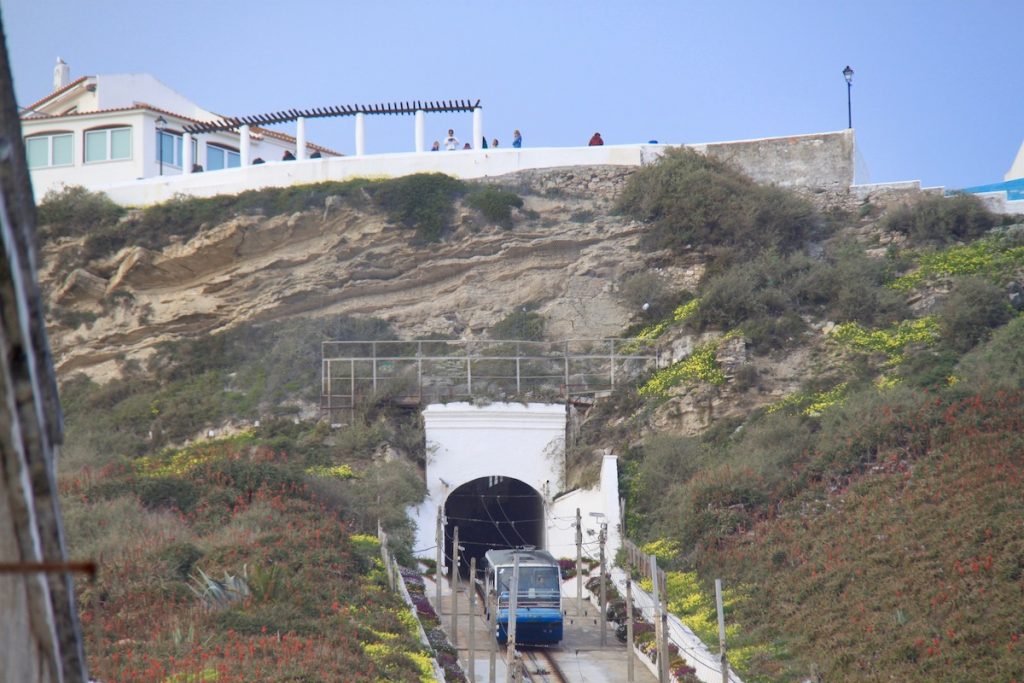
[42,167,703,384]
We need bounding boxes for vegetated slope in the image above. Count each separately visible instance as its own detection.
[56,311,442,681]
[577,149,1024,682]
[40,156,1024,682]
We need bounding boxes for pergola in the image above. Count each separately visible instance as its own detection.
[182,99,482,163]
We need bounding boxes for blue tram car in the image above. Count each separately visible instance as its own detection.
[483,548,563,645]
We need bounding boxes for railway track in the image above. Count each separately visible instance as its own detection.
[520,647,568,683]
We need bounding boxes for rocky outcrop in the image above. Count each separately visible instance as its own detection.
[41,168,666,383]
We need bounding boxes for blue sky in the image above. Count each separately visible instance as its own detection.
[4,0,1021,188]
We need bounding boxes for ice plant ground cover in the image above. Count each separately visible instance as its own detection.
[702,391,1024,681]
[62,435,432,682]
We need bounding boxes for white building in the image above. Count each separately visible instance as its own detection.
[20,58,339,199]
[1006,140,1024,181]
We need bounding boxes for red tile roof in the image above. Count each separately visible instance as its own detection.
[20,76,89,114]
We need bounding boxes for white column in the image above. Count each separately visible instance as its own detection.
[472,107,483,150]
[355,112,366,156]
[414,110,425,152]
[239,124,251,166]
[296,116,307,160]
[182,133,193,174]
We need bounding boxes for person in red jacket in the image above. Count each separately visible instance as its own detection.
[588,132,604,146]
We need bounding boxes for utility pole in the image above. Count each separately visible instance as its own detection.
[505,554,520,683]
[660,570,671,683]
[575,507,583,616]
[651,557,666,683]
[488,589,497,683]
[435,507,443,612]
[599,522,607,647]
[452,526,460,647]
[469,557,476,683]
[626,578,635,683]
[716,578,729,683]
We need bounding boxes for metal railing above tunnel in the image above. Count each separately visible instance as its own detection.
[321,338,659,422]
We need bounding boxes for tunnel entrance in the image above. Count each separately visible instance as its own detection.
[444,476,545,578]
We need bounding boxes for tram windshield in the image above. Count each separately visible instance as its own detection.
[496,566,560,595]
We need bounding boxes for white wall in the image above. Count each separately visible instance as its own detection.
[411,402,623,563]
[412,402,566,555]
[103,144,669,206]
[24,110,148,199]
[547,455,622,562]
[95,74,218,121]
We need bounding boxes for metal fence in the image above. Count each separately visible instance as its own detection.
[321,338,659,422]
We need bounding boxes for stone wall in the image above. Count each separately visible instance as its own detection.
[692,129,855,193]
[480,165,635,203]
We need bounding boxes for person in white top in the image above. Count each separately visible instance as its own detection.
[444,129,460,150]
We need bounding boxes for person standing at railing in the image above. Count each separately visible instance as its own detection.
[512,129,522,148]
[444,129,460,150]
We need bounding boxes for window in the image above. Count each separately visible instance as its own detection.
[207,144,240,171]
[26,132,73,168]
[85,127,132,163]
[157,130,183,168]
[156,130,197,169]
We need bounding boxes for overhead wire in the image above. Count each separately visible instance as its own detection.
[495,493,531,547]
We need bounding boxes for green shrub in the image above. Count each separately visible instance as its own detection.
[695,251,812,349]
[489,310,546,341]
[36,185,125,238]
[629,435,704,526]
[465,186,523,228]
[159,542,205,579]
[207,460,300,499]
[618,147,817,263]
[956,316,1024,391]
[939,276,1013,352]
[795,242,907,325]
[371,173,467,242]
[137,476,201,513]
[883,194,996,246]
[618,272,683,320]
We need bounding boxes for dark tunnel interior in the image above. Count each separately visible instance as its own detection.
[444,476,545,578]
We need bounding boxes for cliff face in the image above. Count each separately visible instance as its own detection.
[42,167,701,383]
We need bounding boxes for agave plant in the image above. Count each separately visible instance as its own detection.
[187,566,251,610]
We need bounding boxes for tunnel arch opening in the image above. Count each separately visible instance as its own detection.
[444,476,545,578]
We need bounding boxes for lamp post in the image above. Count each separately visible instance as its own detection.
[843,65,854,129]
[156,116,167,175]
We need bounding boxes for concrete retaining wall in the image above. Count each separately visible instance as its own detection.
[692,129,854,192]
[87,130,857,207]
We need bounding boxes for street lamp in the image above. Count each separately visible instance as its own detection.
[842,65,854,129]
[156,116,167,175]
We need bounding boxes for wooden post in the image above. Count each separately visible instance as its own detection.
[452,526,460,647]
[716,578,729,683]
[505,555,520,683]
[626,578,635,683]
[468,557,477,682]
